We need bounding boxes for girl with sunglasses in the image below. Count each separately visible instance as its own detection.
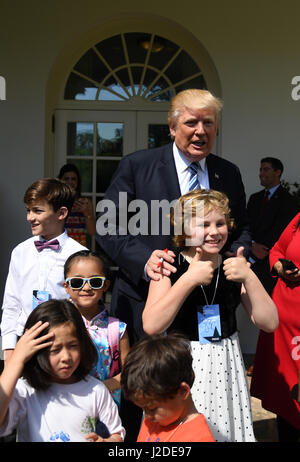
[63,250,130,408]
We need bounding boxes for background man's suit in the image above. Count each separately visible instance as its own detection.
[247,184,298,294]
[97,143,251,344]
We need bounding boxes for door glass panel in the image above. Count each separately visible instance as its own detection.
[97,159,120,193]
[67,122,94,156]
[68,159,93,193]
[97,123,123,157]
[148,124,170,148]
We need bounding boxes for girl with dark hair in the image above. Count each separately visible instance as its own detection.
[0,300,125,442]
[58,163,96,246]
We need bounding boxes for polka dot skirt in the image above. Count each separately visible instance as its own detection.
[190,332,256,442]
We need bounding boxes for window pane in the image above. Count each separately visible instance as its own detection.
[125,32,151,63]
[67,122,94,157]
[64,32,205,102]
[96,160,120,194]
[165,50,200,84]
[98,75,128,101]
[67,159,93,193]
[148,124,171,149]
[64,72,97,100]
[97,123,123,157]
[145,76,173,101]
[95,35,125,70]
[148,35,180,70]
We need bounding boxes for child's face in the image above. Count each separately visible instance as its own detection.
[47,321,81,384]
[133,387,188,427]
[187,208,228,253]
[26,200,67,240]
[64,257,109,314]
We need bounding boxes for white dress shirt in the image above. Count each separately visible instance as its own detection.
[172,142,210,193]
[1,231,86,350]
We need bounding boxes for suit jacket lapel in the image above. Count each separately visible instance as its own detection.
[206,154,224,190]
[157,144,181,200]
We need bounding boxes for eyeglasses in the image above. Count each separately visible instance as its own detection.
[65,276,106,290]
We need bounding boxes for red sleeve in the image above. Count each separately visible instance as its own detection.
[269,213,300,270]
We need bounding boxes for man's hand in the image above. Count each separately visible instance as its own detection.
[251,242,269,260]
[146,249,177,281]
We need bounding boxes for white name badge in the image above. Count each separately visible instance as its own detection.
[197,304,222,344]
[32,290,50,310]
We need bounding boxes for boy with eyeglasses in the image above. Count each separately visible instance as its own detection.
[1,178,87,363]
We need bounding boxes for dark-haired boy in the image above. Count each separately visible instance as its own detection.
[121,333,215,442]
[1,178,87,362]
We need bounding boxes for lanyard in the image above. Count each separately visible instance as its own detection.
[200,263,220,306]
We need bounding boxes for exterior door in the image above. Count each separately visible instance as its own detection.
[54,109,170,204]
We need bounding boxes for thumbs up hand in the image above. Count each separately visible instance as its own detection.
[187,247,215,286]
[223,247,251,283]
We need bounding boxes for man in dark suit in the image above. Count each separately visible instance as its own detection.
[247,157,298,295]
[96,89,251,440]
[96,89,251,344]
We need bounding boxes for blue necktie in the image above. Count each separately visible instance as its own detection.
[188,162,200,191]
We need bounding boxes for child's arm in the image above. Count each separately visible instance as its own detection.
[223,247,278,333]
[143,248,214,335]
[0,322,53,427]
[103,330,130,392]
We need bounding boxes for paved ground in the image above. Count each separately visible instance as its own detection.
[243,354,279,442]
[249,377,279,442]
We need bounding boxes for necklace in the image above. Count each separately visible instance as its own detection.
[145,418,185,442]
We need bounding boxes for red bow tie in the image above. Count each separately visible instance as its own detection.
[34,239,60,252]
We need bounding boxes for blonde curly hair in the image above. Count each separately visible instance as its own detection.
[170,189,234,249]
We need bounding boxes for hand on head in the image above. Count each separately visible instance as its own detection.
[13,321,54,366]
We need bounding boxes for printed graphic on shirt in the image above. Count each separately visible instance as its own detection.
[49,431,70,442]
[81,416,97,434]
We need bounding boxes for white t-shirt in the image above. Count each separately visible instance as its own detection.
[1,231,86,349]
[0,375,125,442]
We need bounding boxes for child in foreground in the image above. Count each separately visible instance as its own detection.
[1,178,86,362]
[121,332,215,442]
[0,300,125,442]
[142,189,279,442]
[63,250,130,407]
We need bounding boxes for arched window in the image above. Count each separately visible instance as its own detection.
[64,32,207,101]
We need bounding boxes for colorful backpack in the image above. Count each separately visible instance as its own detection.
[107,316,121,378]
